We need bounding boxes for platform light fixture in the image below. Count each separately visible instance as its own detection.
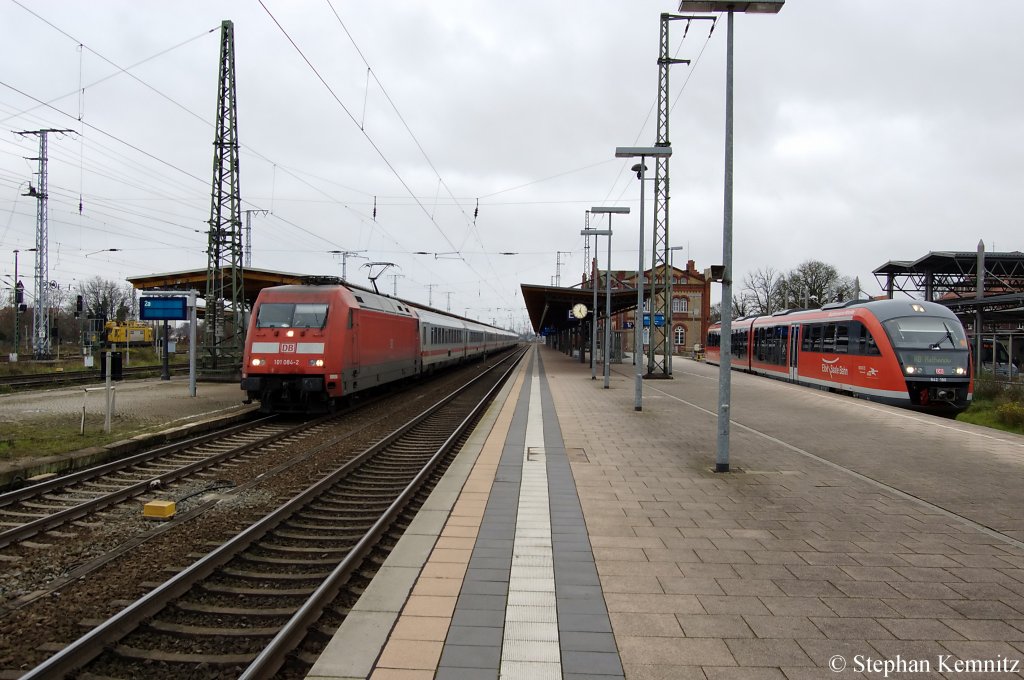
[615,146,672,412]
[587,206,629,390]
[678,0,784,472]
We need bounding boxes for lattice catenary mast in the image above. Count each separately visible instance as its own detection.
[204,20,246,371]
[16,128,74,359]
[649,14,692,377]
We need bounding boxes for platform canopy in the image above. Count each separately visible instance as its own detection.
[521,282,643,335]
[873,250,1024,327]
[126,267,308,309]
[874,251,1024,300]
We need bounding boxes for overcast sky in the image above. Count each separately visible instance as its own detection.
[1,0,1021,331]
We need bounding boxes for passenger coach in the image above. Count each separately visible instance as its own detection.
[706,299,972,412]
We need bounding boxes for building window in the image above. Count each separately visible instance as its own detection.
[672,297,688,313]
[674,325,686,346]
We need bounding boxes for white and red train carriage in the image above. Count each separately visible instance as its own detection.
[241,283,518,413]
[705,298,973,412]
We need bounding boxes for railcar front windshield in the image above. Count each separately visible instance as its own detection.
[256,302,329,329]
[882,316,967,350]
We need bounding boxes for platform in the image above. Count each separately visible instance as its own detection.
[310,344,1024,679]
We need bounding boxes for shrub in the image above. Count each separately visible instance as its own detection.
[996,402,1024,429]
[999,382,1024,406]
[973,378,1004,402]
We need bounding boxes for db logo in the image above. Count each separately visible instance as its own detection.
[280,343,297,353]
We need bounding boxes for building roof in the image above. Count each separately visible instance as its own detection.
[521,282,643,335]
[126,267,312,309]
[873,250,1024,327]
[873,250,1024,297]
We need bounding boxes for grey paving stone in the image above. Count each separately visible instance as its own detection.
[445,625,504,647]
[553,549,596,563]
[559,613,614,633]
[468,557,512,571]
[451,608,506,628]
[557,597,610,615]
[457,593,508,611]
[465,567,511,582]
[472,548,513,561]
[555,584,604,599]
[561,650,624,676]
[560,631,619,653]
[439,644,502,669]
[460,580,509,596]
[435,667,499,680]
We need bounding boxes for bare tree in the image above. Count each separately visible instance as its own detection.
[784,260,856,307]
[742,267,786,315]
[78,277,136,321]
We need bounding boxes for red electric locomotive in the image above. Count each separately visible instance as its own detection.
[242,282,518,413]
[705,298,973,412]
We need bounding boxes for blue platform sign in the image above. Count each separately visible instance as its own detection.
[140,296,188,321]
[642,313,666,328]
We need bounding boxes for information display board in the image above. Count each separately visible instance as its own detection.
[140,296,188,321]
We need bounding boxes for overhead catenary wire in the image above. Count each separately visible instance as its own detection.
[262,0,517,311]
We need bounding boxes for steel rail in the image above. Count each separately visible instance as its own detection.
[20,348,524,680]
[0,414,334,549]
[0,415,272,505]
[240,349,524,679]
[0,364,189,389]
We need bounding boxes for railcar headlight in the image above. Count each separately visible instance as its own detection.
[905,365,917,374]
[309,358,324,367]
[251,358,265,367]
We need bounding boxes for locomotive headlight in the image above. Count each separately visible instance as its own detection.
[905,365,917,374]
[251,358,265,367]
[309,358,324,367]
[955,366,966,375]
[286,330,295,337]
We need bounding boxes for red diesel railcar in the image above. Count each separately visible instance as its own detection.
[706,298,972,412]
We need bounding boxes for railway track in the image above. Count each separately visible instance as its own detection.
[0,415,325,550]
[0,364,189,391]
[18,348,524,678]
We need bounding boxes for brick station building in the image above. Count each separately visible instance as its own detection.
[600,259,711,356]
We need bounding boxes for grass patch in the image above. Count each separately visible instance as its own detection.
[1,349,187,378]
[0,414,144,462]
[956,378,1024,435]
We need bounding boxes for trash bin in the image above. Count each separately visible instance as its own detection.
[99,351,123,381]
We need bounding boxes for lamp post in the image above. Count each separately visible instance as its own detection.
[587,206,629,389]
[615,146,672,412]
[678,0,784,471]
[581,218,600,381]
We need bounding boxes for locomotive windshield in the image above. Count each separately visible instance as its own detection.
[882,316,967,350]
[256,303,328,329]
